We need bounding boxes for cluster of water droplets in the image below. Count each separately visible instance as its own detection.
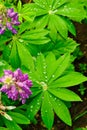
[41,97,53,120]
[28,98,41,119]
[42,58,48,83]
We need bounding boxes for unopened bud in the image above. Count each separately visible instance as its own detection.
[5,106,16,110]
[0,111,12,121]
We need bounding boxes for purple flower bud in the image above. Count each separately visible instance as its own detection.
[0,28,5,34]
[13,21,20,26]
[0,26,5,34]
[4,70,13,75]
[0,7,20,35]
[6,22,13,30]
[11,15,20,25]
[7,8,17,18]
[0,69,33,104]
[11,28,17,34]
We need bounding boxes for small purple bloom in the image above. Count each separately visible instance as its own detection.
[6,22,13,30]
[0,25,6,34]
[7,8,17,18]
[11,28,17,34]
[0,28,5,34]
[0,69,33,104]
[0,7,20,35]
[11,15,20,25]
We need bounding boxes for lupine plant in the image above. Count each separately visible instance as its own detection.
[0,0,87,130]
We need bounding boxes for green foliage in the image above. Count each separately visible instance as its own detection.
[20,28,50,44]
[0,60,11,76]
[26,53,87,129]
[24,0,86,38]
[9,42,20,68]
[0,127,8,130]
[17,0,35,22]
[0,0,87,129]
[8,112,30,124]
[3,118,22,130]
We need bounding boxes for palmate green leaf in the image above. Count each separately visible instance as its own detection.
[46,52,57,80]
[48,15,57,41]
[51,15,68,38]
[54,37,78,54]
[62,17,76,36]
[50,72,87,88]
[52,0,69,10]
[23,3,47,16]
[9,42,20,68]
[48,88,82,101]
[48,53,70,84]
[26,52,87,129]
[17,0,22,12]
[28,71,41,82]
[17,2,35,22]
[0,127,8,130]
[41,91,54,129]
[27,93,42,120]
[30,86,42,98]
[37,37,77,54]
[57,2,86,22]
[8,112,30,124]
[36,53,47,81]
[21,29,50,44]
[0,60,11,77]
[3,45,11,62]
[33,0,50,9]
[17,42,34,71]
[47,14,68,38]
[32,15,49,29]
[27,0,86,38]
[49,93,72,126]
[18,21,30,34]
[4,118,22,130]
[0,36,10,50]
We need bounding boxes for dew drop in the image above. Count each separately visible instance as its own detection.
[52,75,55,78]
[43,71,46,74]
[30,105,33,108]
[49,5,52,8]
[45,79,48,82]
[50,95,52,98]
[37,102,40,105]
[43,66,47,69]
[45,110,47,113]
[42,96,44,99]
[45,76,47,79]
[0,62,4,66]
[37,53,40,56]
[54,97,57,100]
[30,109,32,112]
[19,39,23,43]
[28,115,30,118]
[48,101,51,104]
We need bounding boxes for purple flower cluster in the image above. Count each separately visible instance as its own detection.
[0,8,20,35]
[0,69,32,104]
